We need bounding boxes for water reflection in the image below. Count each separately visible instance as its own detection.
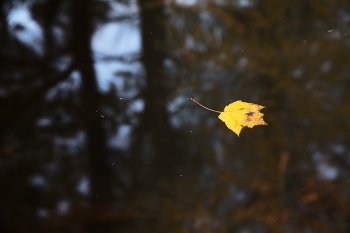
[91,7,144,155]
[2,0,350,232]
[7,5,44,56]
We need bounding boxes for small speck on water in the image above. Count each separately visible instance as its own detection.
[348,179,350,182]
[180,174,182,177]
[328,29,333,32]
[120,97,123,100]
[100,115,105,118]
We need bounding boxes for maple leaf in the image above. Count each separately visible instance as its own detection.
[191,98,267,136]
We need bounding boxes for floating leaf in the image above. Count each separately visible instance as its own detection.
[191,98,267,136]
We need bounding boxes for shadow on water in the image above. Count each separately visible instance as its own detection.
[1,0,350,232]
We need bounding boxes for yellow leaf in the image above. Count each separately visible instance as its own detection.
[218,100,267,136]
[191,98,267,136]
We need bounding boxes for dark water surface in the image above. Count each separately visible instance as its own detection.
[1,0,350,232]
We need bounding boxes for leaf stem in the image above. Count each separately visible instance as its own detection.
[190,98,222,113]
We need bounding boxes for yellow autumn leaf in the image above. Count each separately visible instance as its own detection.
[191,98,267,136]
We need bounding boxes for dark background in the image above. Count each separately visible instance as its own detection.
[1,0,350,232]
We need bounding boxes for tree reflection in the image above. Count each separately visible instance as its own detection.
[1,0,350,232]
